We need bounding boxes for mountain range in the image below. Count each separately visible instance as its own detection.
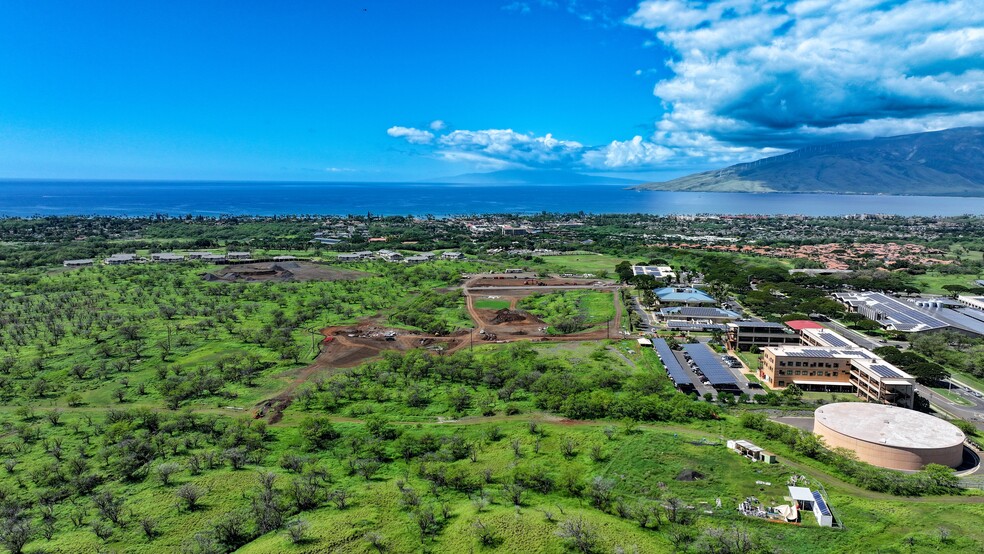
[633,127,984,196]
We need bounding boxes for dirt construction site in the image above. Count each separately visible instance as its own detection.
[254,273,623,422]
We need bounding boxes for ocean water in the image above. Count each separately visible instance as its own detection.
[1,180,983,217]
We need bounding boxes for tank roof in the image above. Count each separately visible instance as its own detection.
[815,403,964,450]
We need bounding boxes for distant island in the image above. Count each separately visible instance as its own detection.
[430,168,645,185]
[633,127,984,197]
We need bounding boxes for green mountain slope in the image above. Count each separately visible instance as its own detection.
[635,127,984,196]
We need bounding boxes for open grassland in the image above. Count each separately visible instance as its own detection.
[0,243,982,553]
[535,254,627,276]
[474,298,512,311]
[913,272,983,294]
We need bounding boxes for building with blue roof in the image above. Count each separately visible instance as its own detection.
[654,286,716,306]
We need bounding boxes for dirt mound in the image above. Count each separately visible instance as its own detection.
[676,469,704,482]
[491,309,528,324]
[203,261,369,283]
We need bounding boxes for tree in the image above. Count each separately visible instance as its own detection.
[300,416,340,450]
[92,490,125,525]
[286,519,309,544]
[176,483,204,511]
[588,476,616,509]
[907,362,950,385]
[0,517,32,554]
[780,384,803,405]
[156,461,181,486]
[473,518,499,546]
[556,517,599,554]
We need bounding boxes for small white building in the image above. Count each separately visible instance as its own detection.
[787,486,833,527]
[226,252,252,260]
[442,251,465,260]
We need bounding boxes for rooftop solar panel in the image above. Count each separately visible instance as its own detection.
[653,339,694,387]
[869,364,904,378]
[801,349,834,358]
[812,491,831,517]
[682,344,737,386]
[817,333,850,348]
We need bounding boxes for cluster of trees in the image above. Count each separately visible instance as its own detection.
[390,290,464,335]
[295,343,719,424]
[519,291,613,335]
[908,331,984,379]
[740,413,960,496]
[872,346,950,384]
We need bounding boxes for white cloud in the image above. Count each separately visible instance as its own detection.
[438,129,584,167]
[386,126,434,144]
[626,0,984,150]
[429,120,447,131]
[502,2,531,14]
[582,136,674,168]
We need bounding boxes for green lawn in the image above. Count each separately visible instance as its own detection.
[536,253,626,275]
[735,352,761,372]
[914,272,982,294]
[519,290,615,334]
[474,298,511,310]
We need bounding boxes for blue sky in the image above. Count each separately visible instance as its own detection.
[1,1,982,181]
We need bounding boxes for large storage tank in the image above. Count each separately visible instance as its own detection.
[814,403,964,471]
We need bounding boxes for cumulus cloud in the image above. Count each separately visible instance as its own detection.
[388,123,681,170]
[582,136,675,168]
[386,126,434,144]
[627,0,984,149]
[429,120,447,131]
[438,129,584,167]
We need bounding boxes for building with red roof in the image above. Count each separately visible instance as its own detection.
[784,320,824,333]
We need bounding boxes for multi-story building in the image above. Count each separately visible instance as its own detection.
[726,321,799,351]
[759,328,914,408]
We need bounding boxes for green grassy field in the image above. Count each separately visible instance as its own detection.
[913,272,982,294]
[474,298,511,311]
[519,290,616,334]
[536,254,626,275]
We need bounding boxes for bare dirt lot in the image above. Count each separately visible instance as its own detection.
[203,261,369,283]
[255,275,625,423]
[254,320,465,422]
[464,274,622,341]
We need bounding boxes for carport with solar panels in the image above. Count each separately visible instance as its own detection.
[682,344,742,393]
[652,338,696,394]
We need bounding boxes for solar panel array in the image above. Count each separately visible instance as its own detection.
[682,344,737,386]
[653,338,693,387]
[869,364,904,378]
[812,491,831,517]
[801,349,835,358]
[861,293,948,332]
[632,265,673,277]
[662,307,732,318]
[817,332,851,348]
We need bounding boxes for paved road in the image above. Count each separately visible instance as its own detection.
[630,296,654,331]
[822,319,882,350]
[918,381,984,431]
